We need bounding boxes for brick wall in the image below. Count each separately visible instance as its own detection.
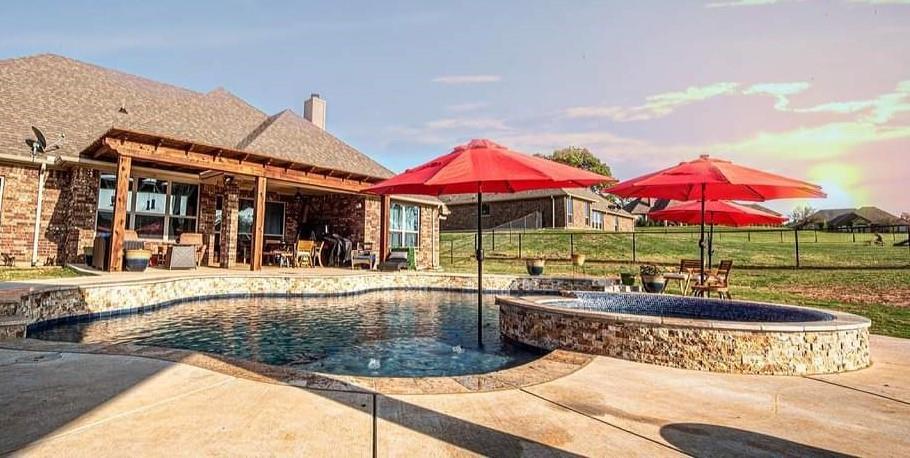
[442,197,558,231]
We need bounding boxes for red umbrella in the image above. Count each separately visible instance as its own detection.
[649,200,787,227]
[365,139,613,346]
[649,200,788,268]
[608,154,824,280]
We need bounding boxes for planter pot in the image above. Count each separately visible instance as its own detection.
[620,272,635,286]
[124,249,151,272]
[640,274,666,293]
[571,254,586,267]
[526,259,546,276]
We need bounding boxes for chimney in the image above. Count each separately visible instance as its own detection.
[304,93,326,130]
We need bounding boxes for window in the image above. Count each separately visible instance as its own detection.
[480,203,491,217]
[95,174,198,239]
[592,211,604,230]
[584,201,591,226]
[390,202,420,247]
[238,199,285,237]
[566,196,574,224]
[614,215,620,232]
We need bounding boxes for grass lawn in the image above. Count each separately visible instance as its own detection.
[441,227,910,269]
[0,266,84,282]
[441,256,910,339]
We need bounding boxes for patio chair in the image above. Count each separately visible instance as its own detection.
[312,241,324,267]
[294,240,315,268]
[690,260,733,300]
[663,259,701,295]
[351,242,377,270]
[177,232,206,266]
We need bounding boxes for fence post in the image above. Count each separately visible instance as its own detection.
[569,233,574,260]
[852,228,856,243]
[747,231,751,242]
[779,231,783,243]
[450,239,454,264]
[814,229,818,243]
[518,233,523,259]
[491,229,496,251]
[794,228,800,268]
[632,231,637,263]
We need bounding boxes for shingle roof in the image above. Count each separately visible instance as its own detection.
[800,207,902,227]
[440,188,632,217]
[0,54,392,179]
[623,197,678,215]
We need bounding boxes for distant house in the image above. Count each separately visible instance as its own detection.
[440,188,635,232]
[796,207,907,232]
[622,198,678,223]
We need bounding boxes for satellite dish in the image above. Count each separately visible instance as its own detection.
[26,126,65,161]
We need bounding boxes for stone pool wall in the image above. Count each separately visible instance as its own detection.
[11,273,615,330]
[498,297,870,375]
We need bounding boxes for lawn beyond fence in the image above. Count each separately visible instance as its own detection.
[440,226,910,269]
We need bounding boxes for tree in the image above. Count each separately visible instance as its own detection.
[788,205,816,225]
[538,146,613,194]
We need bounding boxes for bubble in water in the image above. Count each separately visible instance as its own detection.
[452,345,464,354]
[368,358,381,370]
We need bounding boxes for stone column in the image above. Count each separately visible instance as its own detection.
[219,179,240,269]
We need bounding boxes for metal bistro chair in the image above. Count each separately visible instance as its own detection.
[691,260,734,300]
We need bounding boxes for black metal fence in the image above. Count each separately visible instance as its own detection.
[440,225,910,269]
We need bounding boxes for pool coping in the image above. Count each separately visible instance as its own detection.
[505,294,871,332]
[0,338,593,395]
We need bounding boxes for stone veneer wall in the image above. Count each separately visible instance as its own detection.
[498,299,870,375]
[14,274,611,328]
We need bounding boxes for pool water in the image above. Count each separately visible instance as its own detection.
[29,291,544,377]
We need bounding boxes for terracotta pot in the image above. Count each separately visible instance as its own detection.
[571,254,586,267]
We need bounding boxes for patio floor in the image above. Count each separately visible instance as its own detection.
[1,335,907,456]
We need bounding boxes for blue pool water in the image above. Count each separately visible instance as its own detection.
[559,292,835,323]
[29,291,543,377]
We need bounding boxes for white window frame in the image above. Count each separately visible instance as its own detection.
[566,196,574,224]
[584,201,591,226]
[95,174,200,240]
[390,202,421,248]
[592,211,604,230]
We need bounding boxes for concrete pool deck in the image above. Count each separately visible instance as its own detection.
[2,335,908,456]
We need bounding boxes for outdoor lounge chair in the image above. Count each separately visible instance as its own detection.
[378,250,409,272]
[663,259,702,295]
[690,260,733,300]
[351,243,377,270]
[176,232,206,266]
[294,240,315,267]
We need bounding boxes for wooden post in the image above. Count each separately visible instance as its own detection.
[379,196,391,262]
[108,155,131,272]
[250,176,267,271]
[632,231,637,263]
[794,228,800,268]
[518,233,523,259]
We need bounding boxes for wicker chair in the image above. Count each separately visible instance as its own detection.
[177,232,206,266]
[294,240,315,268]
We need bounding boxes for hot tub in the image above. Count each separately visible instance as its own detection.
[496,292,870,375]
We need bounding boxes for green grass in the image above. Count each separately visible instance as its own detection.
[441,227,910,269]
[441,255,910,339]
[0,266,84,282]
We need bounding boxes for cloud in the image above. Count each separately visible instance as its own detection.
[743,82,812,109]
[424,117,509,130]
[792,80,910,124]
[847,0,910,4]
[445,102,488,113]
[431,75,502,84]
[565,82,739,121]
[705,0,787,8]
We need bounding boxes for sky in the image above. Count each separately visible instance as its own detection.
[1,0,908,215]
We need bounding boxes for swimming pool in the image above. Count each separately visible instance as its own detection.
[29,290,544,377]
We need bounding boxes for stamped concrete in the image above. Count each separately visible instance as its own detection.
[2,336,909,456]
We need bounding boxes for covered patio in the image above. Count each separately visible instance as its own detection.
[82,128,395,272]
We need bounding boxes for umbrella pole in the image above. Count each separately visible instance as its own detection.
[708,220,714,270]
[476,191,484,348]
[699,184,706,285]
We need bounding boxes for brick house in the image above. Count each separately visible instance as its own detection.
[440,188,634,232]
[0,54,442,270]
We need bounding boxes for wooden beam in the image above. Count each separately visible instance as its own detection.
[379,195,391,261]
[108,154,132,272]
[104,138,370,193]
[250,176,267,271]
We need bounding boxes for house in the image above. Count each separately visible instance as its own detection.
[623,197,678,223]
[440,188,635,232]
[0,54,443,270]
[795,207,907,232]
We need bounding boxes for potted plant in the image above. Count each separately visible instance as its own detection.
[526,258,546,276]
[639,264,666,293]
[619,268,635,286]
[82,246,94,267]
[124,249,152,272]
